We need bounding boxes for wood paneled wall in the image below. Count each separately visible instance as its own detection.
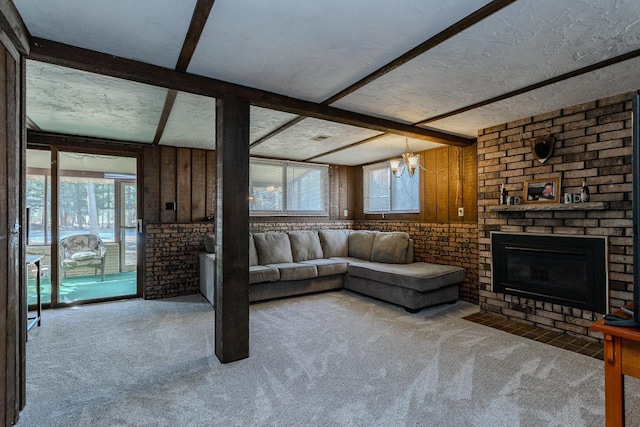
[423,144,477,223]
[142,145,355,224]
[143,145,216,224]
[0,27,27,425]
[357,143,477,223]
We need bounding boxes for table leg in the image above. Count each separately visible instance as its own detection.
[603,334,624,427]
[35,259,41,326]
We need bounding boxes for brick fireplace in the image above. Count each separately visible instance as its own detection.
[477,91,634,340]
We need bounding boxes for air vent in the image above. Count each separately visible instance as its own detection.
[310,135,331,141]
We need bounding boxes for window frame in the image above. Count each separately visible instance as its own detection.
[249,158,329,217]
[363,160,421,214]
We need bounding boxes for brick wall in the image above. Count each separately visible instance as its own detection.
[478,91,634,340]
[144,222,214,299]
[249,220,353,233]
[355,221,479,304]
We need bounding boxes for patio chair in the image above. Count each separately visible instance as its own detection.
[60,234,107,281]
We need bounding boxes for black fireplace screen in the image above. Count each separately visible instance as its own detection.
[492,233,606,313]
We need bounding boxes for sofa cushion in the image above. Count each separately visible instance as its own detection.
[319,229,350,258]
[204,234,216,253]
[330,256,366,264]
[300,259,348,277]
[253,233,293,265]
[348,230,377,260]
[347,261,465,293]
[249,234,259,267]
[370,232,410,264]
[266,263,318,281]
[249,265,280,284]
[406,239,414,264]
[288,231,324,262]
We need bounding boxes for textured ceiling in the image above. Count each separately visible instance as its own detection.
[26,61,166,143]
[14,0,640,165]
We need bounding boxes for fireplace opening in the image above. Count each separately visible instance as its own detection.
[491,232,607,313]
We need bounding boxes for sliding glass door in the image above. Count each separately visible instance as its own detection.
[26,149,140,306]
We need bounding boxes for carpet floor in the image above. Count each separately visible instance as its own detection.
[17,291,640,426]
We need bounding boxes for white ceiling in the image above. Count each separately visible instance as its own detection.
[14,0,640,165]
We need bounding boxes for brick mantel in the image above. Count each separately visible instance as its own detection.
[477,91,634,341]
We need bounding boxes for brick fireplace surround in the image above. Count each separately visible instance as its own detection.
[478,91,635,341]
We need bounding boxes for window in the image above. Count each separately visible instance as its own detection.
[363,161,420,213]
[250,158,328,216]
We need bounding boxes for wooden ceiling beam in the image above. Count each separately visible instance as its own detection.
[418,47,640,125]
[28,37,473,146]
[27,130,147,152]
[153,89,178,145]
[175,0,216,73]
[323,0,518,105]
[252,0,516,151]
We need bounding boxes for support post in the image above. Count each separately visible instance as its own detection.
[215,95,249,363]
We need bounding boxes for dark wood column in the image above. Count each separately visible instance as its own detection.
[1,1,29,423]
[215,95,249,363]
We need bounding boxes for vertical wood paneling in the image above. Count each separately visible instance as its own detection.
[436,148,449,222]
[190,149,206,221]
[0,42,24,425]
[160,146,176,223]
[142,146,160,223]
[353,165,363,220]
[463,144,478,223]
[448,147,462,222]
[338,166,349,219]
[346,166,357,220]
[18,56,26,408]
[0,44,9,426]
[423,149,438,222]
[6,51,20,420]
[329,166,339,219]
[176,148,191,222]
[206,150,216,219]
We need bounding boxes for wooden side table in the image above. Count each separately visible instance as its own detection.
[591,309,640,426]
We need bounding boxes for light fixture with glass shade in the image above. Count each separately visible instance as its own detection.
[389,139,425,178]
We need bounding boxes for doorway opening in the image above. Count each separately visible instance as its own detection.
[26,148,140,307]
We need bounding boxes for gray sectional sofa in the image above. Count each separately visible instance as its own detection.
[202,229,465,313]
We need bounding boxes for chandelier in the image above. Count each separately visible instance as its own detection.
[389,140,423,178]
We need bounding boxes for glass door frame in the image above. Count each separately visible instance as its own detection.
[118,181,137,273]
[34,144,143,308]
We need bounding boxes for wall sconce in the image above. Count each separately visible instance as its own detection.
[389,139,424,178]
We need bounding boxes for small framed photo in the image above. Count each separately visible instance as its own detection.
[524,177,560,204]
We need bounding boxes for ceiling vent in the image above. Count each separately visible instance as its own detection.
[310,135,331,141]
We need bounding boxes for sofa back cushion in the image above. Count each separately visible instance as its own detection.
[370,232,410,264]
[249,234,259,266]
[288,230,323,262]
[406,239,414,264]
[348,230,377,260]
[253,232,293,265]
[319,229,350,258]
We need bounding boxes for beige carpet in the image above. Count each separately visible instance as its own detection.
[17,291,640,426]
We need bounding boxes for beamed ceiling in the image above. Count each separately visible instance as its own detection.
[13,0,640,166]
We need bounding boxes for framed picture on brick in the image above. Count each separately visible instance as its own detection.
[524,177,560,204]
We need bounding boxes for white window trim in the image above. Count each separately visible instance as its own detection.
[363,160,420,214]
[250,158,329,217]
